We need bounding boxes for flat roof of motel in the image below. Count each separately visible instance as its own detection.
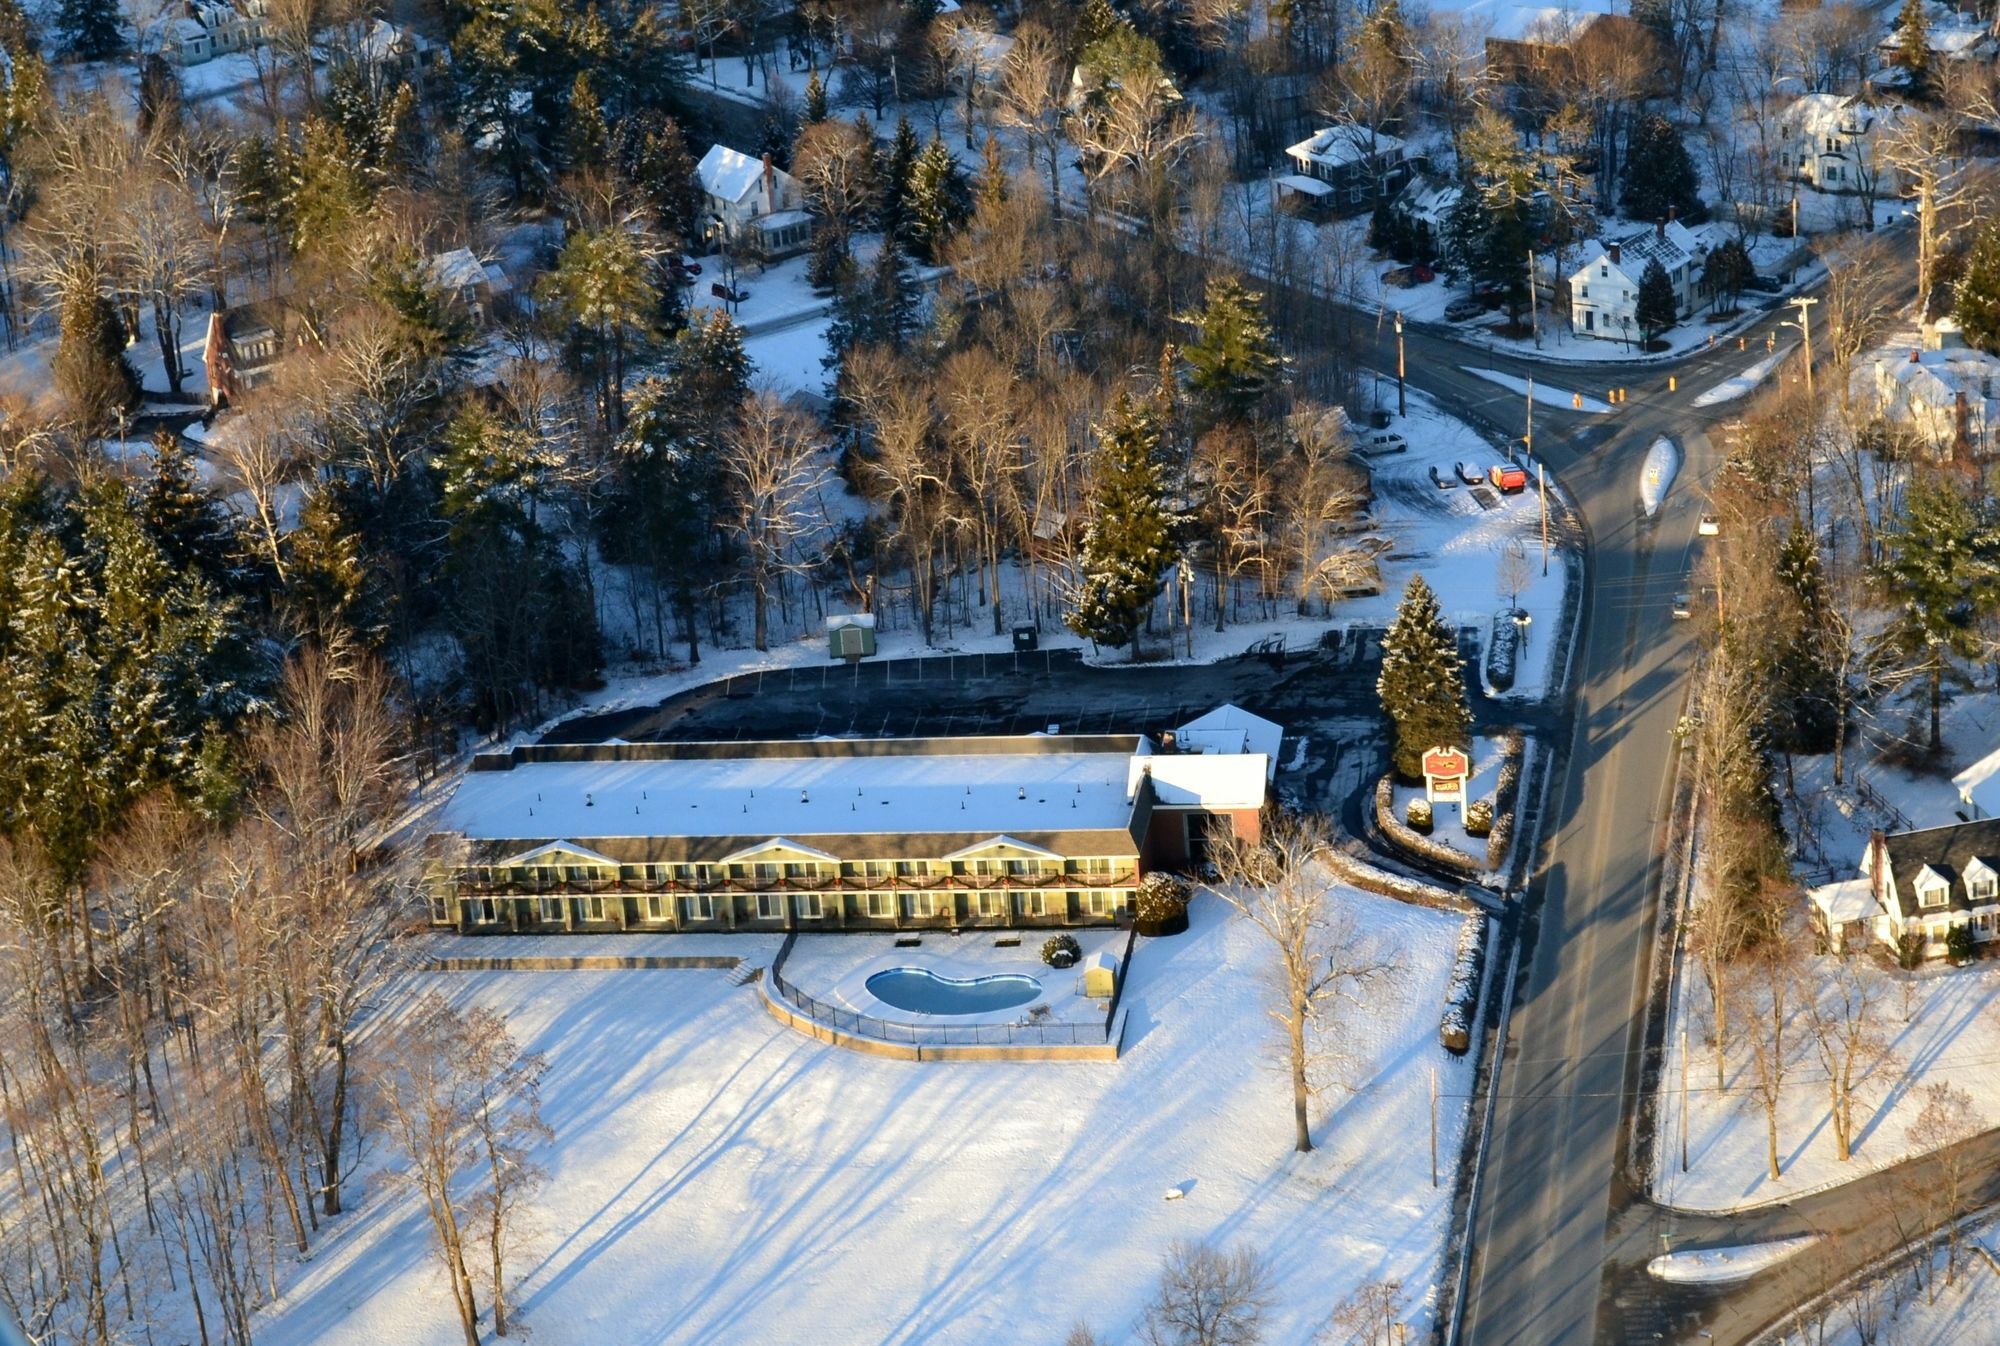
[440,743,1141,842]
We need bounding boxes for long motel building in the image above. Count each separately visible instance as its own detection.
[424,705,1282,935]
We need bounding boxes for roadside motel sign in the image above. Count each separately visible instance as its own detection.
[1422,746,1470,804]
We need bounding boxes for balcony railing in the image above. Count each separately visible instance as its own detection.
[447,868,1139,896]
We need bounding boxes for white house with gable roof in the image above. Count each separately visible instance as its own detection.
[696,144,812,257]
[1566,218,1713,341]
[1778,93,1905,198]
[1278,124,1411,214]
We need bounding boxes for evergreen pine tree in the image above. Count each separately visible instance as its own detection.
[1702,236,1754,312]
[54,0,120,60]
[807,219,851,293]
[1181,277,1282,429]
[628,113,702,244]
[905,137,971,265]
[1768,528,1839,753]
[803,69,829,124]
[1897,0,1933,94]
[1065,391,1178,659]
[140,431,243,591]
[1376,573,1473,778]
[879,116,921,241]
[1635,259,1678,345]
[1953,219,2000,353]
[1873,475,2000,752]
[1076,0,1124,48]
[563,71,611,173]
[280,486,384,647]
[1621,115,1702,225]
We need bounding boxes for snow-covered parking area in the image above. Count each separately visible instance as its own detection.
[253,893,1475,1345]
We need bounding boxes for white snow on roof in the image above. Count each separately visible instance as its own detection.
[1287,127,1406,171]
[428,248,489,292]
[1176,704,1283,781]
[441,749,1140,842]
[1957,745,2000,817]
[496,840,622,868]
[698,144,768,205]
[1808,876,1881,926]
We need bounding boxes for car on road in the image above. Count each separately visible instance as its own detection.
[1428,464,1458,489]
[1455,460,1484,485]
[1444,296,1486,322]
[1697,514,1720,536]
[1671,593,1694,619]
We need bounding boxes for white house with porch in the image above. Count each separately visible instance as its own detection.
[1777,93,1905,197]
[696,144,813,257]
[1565,219,1713,341]
[1809,820,2000,959]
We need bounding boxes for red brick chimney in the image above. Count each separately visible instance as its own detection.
[1868,829,1888,903]
[761,152,775,209]
[1656,217,1666,239]
[1608,242,1621,265]
[1910,349,1921,363]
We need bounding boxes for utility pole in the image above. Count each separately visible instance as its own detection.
[1791,295,1818,402]
[1523,376,1533,461]
[1539,463,1549,575]
[1527,249,1540,349]
[1429,1065,1439,1188]
[1680,1026,1690,1173]
[1394,309,1406,417]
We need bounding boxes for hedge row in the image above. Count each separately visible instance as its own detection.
[1324,838,1478,915]
[1439,914,1488,1055]
[1375,775,1482,875]
[1484,732,1529,871]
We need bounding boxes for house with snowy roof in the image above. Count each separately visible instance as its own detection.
[1277,124,1410,214]
[423,708,1278,935]
[425,248,513,324]
[1866,323,2000,459]
[1565,217,1714,340]
[1877,3,1996,68]
[1777,93,1905,198]
[697,144,812,257]
[1811,822,2000,959]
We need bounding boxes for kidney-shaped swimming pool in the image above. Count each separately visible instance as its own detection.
[865,967,1043,1015]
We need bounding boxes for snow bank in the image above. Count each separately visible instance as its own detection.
[1691,350,1789,408]
[1640,438,1680,519]
[1460,367,1614,414]
[1647,1236,1818,1284]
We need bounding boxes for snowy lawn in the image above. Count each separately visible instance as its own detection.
[1654,941,2000,1213]
[1390,734,1509,863]
[1814,1216,2000,1346]
[1647,1236,1818,1284]
[784,928,1126,1027]
[1784,689,2000,876]
[252,891,1475,1345]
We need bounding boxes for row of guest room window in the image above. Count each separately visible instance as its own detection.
[446,889,1132,923]
[456,857,1127,885]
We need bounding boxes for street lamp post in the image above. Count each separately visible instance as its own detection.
[1394,310,1406,417]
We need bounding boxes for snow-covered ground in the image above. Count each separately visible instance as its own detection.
[250,890,1476,1345]
[1654,936,2000,1213]
[1813,1217,2000,1346]
[1461,367,1614,414]
[1785,690,2000,877]
[1692,348,1793,408]
[1648,1235,1818,1284]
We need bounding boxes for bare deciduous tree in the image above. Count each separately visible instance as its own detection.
[1139,1240,1274,1346]
[1207,812,1398,1153]
[1319,1277,1407,1346]
[1906,1081,1983,1288]
[721,392,832,651]
[1802,954,1893,1163]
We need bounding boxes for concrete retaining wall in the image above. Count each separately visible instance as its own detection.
[426,955,742,971]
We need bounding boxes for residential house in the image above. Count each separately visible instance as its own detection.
[1957,746,2000,820]
[1866,321,2000,458]
[355,17,446,78]
[172,0,269,66]
[1810,822,2000,958]
[423,708,1277,935]
[202,302,292,406]
[425,248,513,324]
[1484,6,1665,107]
[1277,125,1411,215]
[1777,93,1905,198]
[1565,218,1713,340]
[696,144,812,257]
[1876,3,1996,70]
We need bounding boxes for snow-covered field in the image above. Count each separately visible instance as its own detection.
[1654,944,2000,1213]
[1813,1217,2000,1346]
[251,891,1476,1345]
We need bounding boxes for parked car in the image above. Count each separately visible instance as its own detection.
[1489,463,1528,493]
[680,257,704,276]
[1428,464,1458,489]
[711,281,750,304]
[1411,263,1436,283]
[1744,274,1782,293]
[1444,296,1486,323]
[1671,593,1694,620]
[1455,460,1484,486]
[1698,514,1721,536]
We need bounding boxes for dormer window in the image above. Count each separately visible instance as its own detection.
[1920,881,1949,908]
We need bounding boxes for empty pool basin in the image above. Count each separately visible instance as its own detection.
[865,968,1042,1015]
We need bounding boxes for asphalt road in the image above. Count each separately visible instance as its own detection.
[1363,273,1922,1346]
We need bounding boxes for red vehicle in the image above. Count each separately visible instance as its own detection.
[1488,463,1528,494]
